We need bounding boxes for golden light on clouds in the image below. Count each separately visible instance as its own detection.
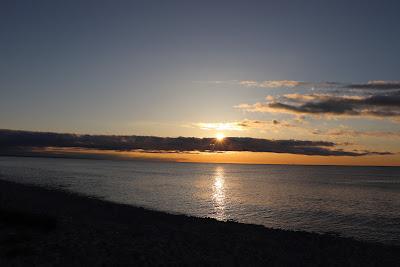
[196,122,245,131]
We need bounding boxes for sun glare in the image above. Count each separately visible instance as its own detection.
[216,133,225,141]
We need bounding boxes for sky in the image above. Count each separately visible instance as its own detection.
[1,0,400,165]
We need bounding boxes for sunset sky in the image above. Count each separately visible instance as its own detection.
[1,0,400,165]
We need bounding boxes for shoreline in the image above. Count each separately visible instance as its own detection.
[0,179,399,266]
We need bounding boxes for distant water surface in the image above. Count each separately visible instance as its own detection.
[0,156,399,244]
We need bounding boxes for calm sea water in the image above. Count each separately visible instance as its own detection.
[0,156,399,244]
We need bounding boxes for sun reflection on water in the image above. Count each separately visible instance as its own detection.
[212,166,226,220]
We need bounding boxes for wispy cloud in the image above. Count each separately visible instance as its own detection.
[239,80,304,88]
[0,129,391,157]
[198,79,400,91]
[196,120,400,140]
[312,128,400,138]
[193,119,293,131]
[194,122,246,131]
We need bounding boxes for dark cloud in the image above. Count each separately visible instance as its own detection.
[346,81,400,90]
[0,129,391,157]
[238,94,400,119]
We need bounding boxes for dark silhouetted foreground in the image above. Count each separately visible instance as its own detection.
[0,179,399,266]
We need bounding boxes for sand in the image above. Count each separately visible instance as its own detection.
[0,179,399,266]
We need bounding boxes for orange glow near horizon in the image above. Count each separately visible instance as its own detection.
[29,147,400,166]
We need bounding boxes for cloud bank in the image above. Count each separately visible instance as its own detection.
[0,129,391,157]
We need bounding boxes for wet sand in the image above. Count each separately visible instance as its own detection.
[0,179,399,266]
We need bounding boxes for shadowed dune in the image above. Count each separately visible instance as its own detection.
[0,179,399,266]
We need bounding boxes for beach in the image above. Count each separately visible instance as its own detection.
[0,179,399,266]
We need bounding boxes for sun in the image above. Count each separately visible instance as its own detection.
[216,133,225,141]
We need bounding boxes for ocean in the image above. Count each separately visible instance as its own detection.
[0,156,399,244]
